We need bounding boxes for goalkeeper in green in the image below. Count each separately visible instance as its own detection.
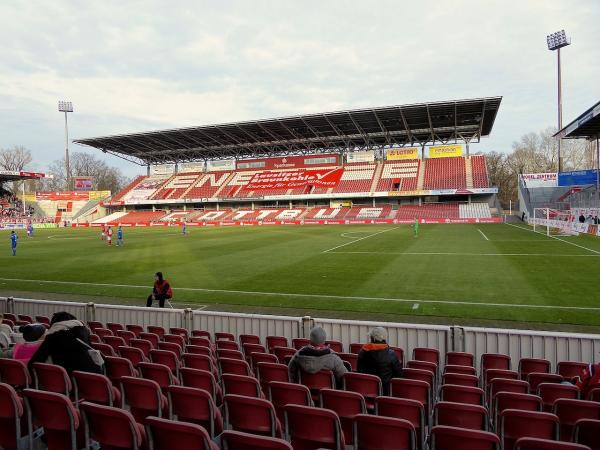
[413,217,419,237]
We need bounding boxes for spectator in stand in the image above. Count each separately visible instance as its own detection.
[288,326,347,387]
[357,327,402,395]
[0,324,46,363]
[146,272,173,308]
[28,312,102,374]
[579,214,586,223]
[574,363,600,398]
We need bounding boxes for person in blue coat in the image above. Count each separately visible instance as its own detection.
[116,225,124,246]
[10,231,18,256]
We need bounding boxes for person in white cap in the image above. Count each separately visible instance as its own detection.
[357,326,402,395]
[288,326,347,387]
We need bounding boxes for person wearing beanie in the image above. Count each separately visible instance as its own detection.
[0,323,46,363]
[28,311,102,374]
[288,326,347,387]
[357,326,402,395]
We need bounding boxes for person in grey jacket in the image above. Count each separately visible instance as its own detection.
[288,326,347,387]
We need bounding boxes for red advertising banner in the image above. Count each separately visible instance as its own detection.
[74,177,93,191]
[36,191,91,201]
[243,168,344,190]
[236,154,339,171]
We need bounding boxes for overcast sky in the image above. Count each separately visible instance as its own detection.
[1,0,598,177]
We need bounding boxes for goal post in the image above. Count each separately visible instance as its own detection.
[532,207,579,236]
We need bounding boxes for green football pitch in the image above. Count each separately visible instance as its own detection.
[2,223,600,331]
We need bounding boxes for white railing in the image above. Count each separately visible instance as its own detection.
[2,297,599,365]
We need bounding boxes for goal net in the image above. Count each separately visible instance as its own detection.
[532,208,579,236]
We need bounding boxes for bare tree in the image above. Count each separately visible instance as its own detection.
[0,146,32,171]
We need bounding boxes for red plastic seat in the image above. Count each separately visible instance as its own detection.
[482,354,512,380]
[299,369,335,403]
[444,364,477,376]
[554,398,600,441]
[116,330,136,345]
[267,381,312,425]
[169,327,189,342]
[32,362,71,395]
[493,392,543,430]
[217,349,244,360]
[528,373,563,393]
[223,394,281,437]
[145,416,219,450]
[519,358,551,380]
[220,357,252,376]
[186,345,213,358]
[239,334,261,345]
[183,353,216,375]
[220,430,293,450]
[489,379,529,403]
[0,359,31,390]
[538,383,579,412]
[412,347,439,366]
[147,326,165,339]
[407,360,437,375]
[485,369,519,394]
[434,401,488,431]
[150,349,180,375]
[80,401,145,450]
[88,321,103,331]
[91,342,116,357]
[440,384,484,406]
[257,362,290,393]
[354,414,416,450]
[430,425,500,450]
[121,376,168,423]
[325,340,344,353]
[320,388,365,444]
[180,367,222,405]
[250,352,278,369]
[103,335,127,353]
[500,409,559,450]
[293,338,310,350]
[118,346,148,368]
[17,315,33,324]
[95,328,113,339]
[106,322,124,334]
[0,383,28,450]
[23,388,84,450]
[35,315,51,325]
[190,336,213,350]
[338,352,358,371]
[514,437,590,450]
[391,379,431,416]
[222,373,263,398]
[168,385,223,438]
[125,324,144,337]
[446,352,474,367]
[139,332,160,348]
[272,346,296,364]
[442,373,479,388]
[163,334,186,350]
[586,387,600,402]
[72,371,121,407]
[403,368,435,388]
[138,362,179,392]
[88,334,101,344]
[191,330,212,340]
[216,340,240,351]
[129,338,153,357]
[105,356,138,383]
[343,372,381,410]
[157,341,183,358]
[375,396,425,450]
[557,362,589,379]
[284,404,345,450]
[243,343,267,359]
[266,336,289,352]
[574,418,600,450]
[215,331,235,342]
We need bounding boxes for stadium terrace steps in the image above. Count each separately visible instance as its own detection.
[466,157,474,189]
[459,203,492,219]
[369,162,384,193]
[93,211,129,224]
[111,175,146,202]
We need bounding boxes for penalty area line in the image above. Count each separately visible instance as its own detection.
[504,223,600,255]
[477,228,490,241]
[1,276,600,312]
[322,226,401,253]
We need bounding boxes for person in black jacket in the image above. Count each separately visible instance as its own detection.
[357,326,402,395]
[28,311,102,375]
[147,272,172,308]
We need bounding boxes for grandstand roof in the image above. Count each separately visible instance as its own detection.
[0,170,49,182]
[555,100,600,140]
[74,97,502,165]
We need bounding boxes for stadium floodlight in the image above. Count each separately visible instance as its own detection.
[58,101,74,190]
[546,30,571,173]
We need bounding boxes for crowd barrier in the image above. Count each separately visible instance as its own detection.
[2,297,599,366]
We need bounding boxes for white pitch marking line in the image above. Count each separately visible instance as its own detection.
[477,228,490,241]
[2,276,600,312]
[326,251,600,257]
[505,223,600,255]
[322,226,401,253]
[412,303,420,310]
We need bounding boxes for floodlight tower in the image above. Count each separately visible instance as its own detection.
[546,30,571,173]
[58,101,74,190]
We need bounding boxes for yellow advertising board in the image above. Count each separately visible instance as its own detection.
[386,148,419,161]
[428,145,463,158]
[19,193,37,202]
[88,191,112,200]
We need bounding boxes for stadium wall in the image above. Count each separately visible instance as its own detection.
[3,297,598,368]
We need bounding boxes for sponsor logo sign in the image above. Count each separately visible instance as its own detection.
[521,173,558,188]
[244,168,344,190]
[386,148,419,160]
[558,169,599,187]
[428,145,463,158]
[74,176,93,191]
[237,154,339,171]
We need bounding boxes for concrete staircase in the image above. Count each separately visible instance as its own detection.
[465,157,474,189]
[416,161,426,190]
[369,162,384,193]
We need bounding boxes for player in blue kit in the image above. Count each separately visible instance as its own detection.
[116,225,124,246]
[182,220,187,235]
[10,231,18,256]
